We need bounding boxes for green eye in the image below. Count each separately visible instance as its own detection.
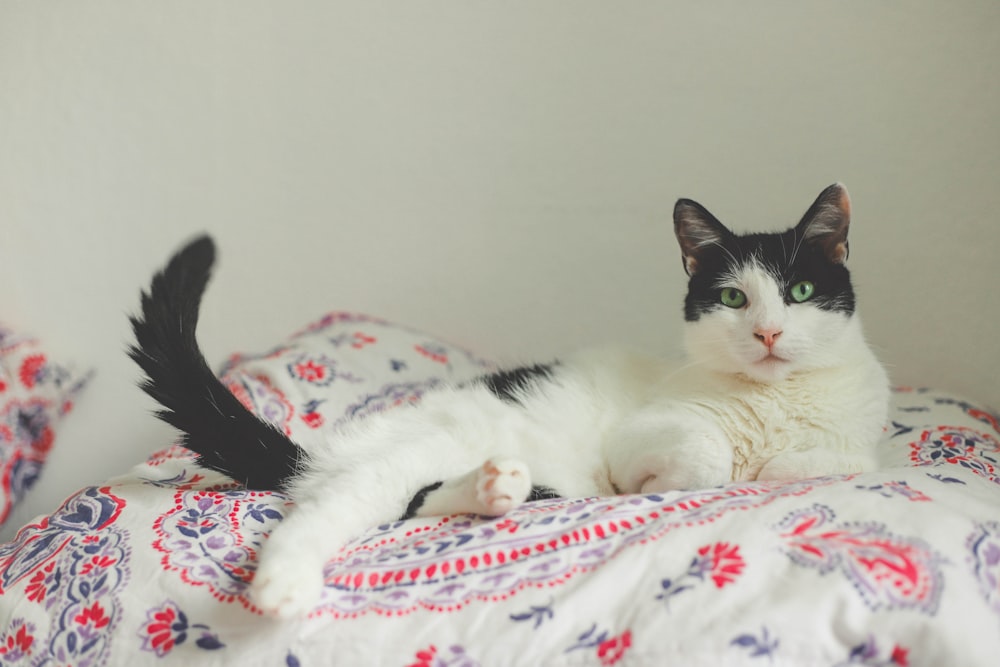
[790,280,815,303]
[720,287,747,309]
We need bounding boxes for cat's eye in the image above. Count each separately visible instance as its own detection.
[720,287,747,309]
[790,280,815,303]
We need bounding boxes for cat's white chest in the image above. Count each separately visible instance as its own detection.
[681,360,888,481]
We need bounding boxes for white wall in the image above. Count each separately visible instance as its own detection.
[2,1,998,536]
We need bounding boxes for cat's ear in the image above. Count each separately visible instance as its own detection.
[796,183,851,264]
[674,199,731,276]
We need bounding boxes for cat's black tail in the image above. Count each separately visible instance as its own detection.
[128,235,304,490]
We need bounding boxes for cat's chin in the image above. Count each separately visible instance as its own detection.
[739,356,797,384]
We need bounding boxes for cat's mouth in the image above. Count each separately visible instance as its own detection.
[757,353,789,365]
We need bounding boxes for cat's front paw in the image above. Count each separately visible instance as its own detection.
[636,452,731,493]
[756,449,877,482]
[250,551,325,619]
[476,457,531,515]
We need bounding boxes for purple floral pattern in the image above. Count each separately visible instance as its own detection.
[338,379,446,425]
[0,325,90,526]
[908,426,1000,484]
[0,486,128,667]
[776,504,945,614]
[967,521,1000,618]
[152,490,276,601]
[1,314,998,665]
[657,542,746,607]
[138,600,224,656]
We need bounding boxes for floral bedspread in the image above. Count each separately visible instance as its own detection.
[0,313,998,667]
[0,325,89,530]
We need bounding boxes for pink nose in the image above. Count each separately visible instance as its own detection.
[754,329,782,349]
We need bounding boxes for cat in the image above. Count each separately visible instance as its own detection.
[128,183,889,618]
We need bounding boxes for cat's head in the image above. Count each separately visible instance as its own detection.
[674,183,860,383]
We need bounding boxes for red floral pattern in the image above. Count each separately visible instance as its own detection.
[0,325,89,527]
[597,629,632,666]
[778,504,944,613]
[0,620,35,661]
[0,316,997,666]
[700,542,746,588]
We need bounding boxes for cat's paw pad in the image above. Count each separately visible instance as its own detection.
[250,555,324,619]
[476,457,531,515]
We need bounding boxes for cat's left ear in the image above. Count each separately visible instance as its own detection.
[796,183,852,264]
[674,198,731,276]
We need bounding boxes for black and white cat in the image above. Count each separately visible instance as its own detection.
[129,183,889,618]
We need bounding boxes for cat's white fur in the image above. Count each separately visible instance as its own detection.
[248,186,889,618]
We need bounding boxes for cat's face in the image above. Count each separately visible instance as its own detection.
[674,184,859,383]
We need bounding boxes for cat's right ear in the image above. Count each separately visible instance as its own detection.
[674,199,729,276]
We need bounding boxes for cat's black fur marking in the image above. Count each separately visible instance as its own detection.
[677,194,855,323]
[479,363,559,405]
[128,235,305,491]
[128,236,565,496]
[527,485,562,502]
[401,481,444,520]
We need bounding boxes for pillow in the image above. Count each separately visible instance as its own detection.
[217,311,491,439]
[143,311,492,468]
[2,312,998,666]
[0,325,90,526]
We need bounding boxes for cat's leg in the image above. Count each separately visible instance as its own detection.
[409,456,534,518]
[251,427,479,617]
[250,385,534,617]
[756,447,877,481]
[606,408,734,493]
[250,478,387,618]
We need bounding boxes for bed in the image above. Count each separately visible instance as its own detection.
[1,312,998,666]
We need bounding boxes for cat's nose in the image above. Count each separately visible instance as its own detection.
[754,329,782,349]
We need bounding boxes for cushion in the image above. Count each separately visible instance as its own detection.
[0,324,90,527]
[0,312,998,666]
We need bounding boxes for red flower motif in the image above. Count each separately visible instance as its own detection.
[294,360,327,383]
[597,630,632,666]
[407,644,437,667]
[891,645,910,666]
[0,622,34,656]
[24,562,57,603]
[301,411,324,429]
[18,354,47,389]
[142,604,182,656]
[74,602,110,629]
[79,555,117,576]
[699,542,746,588]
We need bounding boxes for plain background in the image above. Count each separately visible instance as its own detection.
[1,1,998,538]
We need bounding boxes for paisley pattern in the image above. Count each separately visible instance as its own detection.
[908,425,1000,484]
[152,490,271,603]
[316,478,830,617]
[0,486,128,667]
[0,325,90,527]
[0,314,998,666]
[967,522,1000,617]
[777,504,944,613]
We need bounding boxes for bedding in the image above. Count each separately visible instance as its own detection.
[0,312,998,666]
[0,325,89,528]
